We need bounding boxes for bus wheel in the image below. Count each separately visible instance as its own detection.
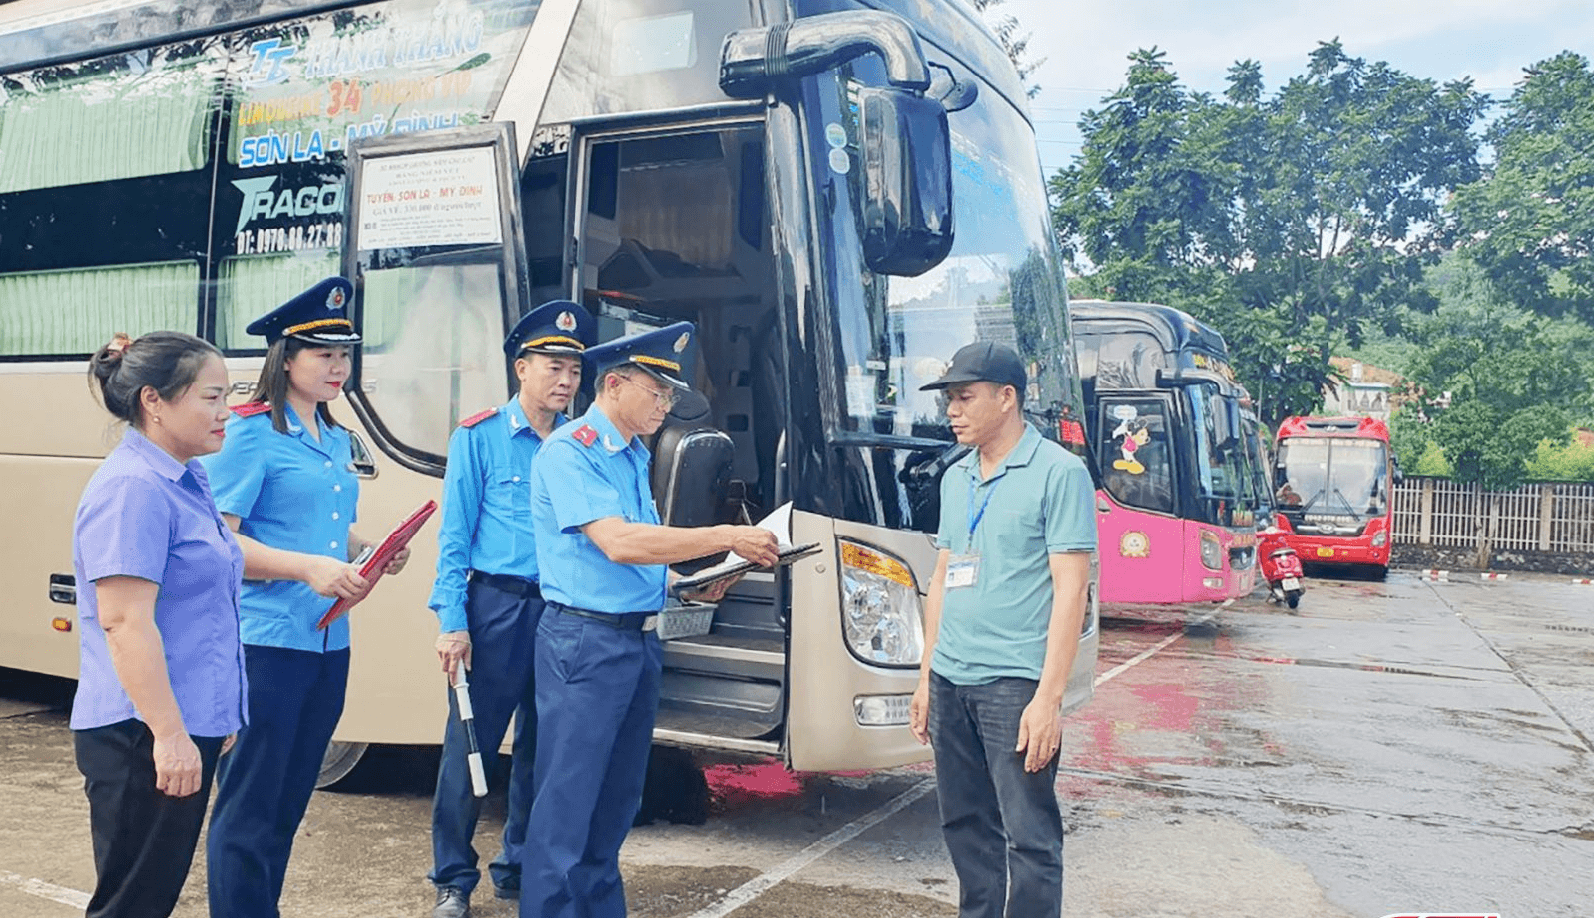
[316,740,370,789]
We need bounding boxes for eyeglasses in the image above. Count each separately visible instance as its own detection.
[619,374,679,409]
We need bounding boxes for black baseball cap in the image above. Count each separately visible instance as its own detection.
[920,341,1026,393]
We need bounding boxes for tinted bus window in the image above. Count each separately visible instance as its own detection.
[0,262,199,357]
[1097,397,1176,516]
[0,38,222,356]
[0,41,225,193]
[1,0,538,361]
[217,0,538,351]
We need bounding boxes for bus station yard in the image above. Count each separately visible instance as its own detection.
[2,570,1591,918]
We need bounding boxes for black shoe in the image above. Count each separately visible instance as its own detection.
[432,887,470,918]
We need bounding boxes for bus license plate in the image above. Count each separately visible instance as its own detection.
[1282,577,1300,590]
[1316,547,1335,558]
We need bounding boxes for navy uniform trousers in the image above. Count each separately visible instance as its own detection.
[520,604,663,918]
[207,645,349,918]
[430,574,544,897]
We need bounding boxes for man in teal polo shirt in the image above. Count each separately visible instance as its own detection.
[908,341,1096,918]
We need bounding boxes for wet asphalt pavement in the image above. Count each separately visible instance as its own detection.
[2,569,1590,918]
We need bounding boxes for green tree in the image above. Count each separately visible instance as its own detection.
[968,0,1045,98]
[1452,52,1594,324]
[1401,258,1594,488]
[1051,43,1491,426]
[1050,49,1238,297]
[1525,436,1594,482]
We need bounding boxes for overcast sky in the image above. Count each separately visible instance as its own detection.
[999,0,1594,176]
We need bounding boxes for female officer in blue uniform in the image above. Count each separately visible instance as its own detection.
[202,277,409,918]
[427,300,596,918]
[522,322,778,918]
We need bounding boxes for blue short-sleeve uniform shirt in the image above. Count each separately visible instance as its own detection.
[71,428,247,736]
[529,404,666,613]
[931,423,1097,685]
[201,404,360,652]
[428,399,560,633]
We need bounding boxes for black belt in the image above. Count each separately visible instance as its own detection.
[551,602,657,633]
[468,571,540,598]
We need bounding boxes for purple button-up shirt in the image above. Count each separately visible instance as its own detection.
[70,428,247,736]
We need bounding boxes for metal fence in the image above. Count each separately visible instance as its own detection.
[1392,477,1594,553]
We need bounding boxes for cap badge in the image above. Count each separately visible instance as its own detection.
[673,332,689,354]
[327,287,345,310]
[556,311,577,332]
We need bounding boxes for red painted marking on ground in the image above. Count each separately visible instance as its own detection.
[703,763,804,801]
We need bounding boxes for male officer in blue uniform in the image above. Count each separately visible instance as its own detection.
[522,322,779,918]
[427,301,597,918]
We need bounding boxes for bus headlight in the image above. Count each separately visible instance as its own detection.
[1371,530,1388,547]
[1200,532,1223,571]
[838,540,924,667]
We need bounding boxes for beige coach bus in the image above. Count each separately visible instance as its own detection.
[0,0,1098,782]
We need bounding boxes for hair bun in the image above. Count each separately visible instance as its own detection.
[89,333,131,383]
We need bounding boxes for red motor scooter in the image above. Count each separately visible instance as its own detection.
[1258,528,1305,609]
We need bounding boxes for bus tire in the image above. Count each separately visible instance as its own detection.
[316,740,370,789]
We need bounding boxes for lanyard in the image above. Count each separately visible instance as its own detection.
[966,472,1001,548]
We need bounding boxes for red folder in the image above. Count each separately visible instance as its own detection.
[316,500,437,630]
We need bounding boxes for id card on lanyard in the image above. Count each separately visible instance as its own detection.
[946,474,998,590]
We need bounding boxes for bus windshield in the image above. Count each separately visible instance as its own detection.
[824,66,1077,442]
[1189,384,1255,528]
[1275,437,1389,531]
[1243,416,1275,523]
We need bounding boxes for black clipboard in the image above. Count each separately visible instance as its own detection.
[672,542,822,595]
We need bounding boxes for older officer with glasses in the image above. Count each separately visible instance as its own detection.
[427,300,597,918]
[521,322,779,918]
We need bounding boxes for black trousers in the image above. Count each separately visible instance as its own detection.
[74,718,225,918]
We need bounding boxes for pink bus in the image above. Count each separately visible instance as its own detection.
[1071,301,1260,607]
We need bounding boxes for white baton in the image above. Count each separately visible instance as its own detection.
[452,660,488,798]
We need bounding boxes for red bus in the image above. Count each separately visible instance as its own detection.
[1271,416,1400,577]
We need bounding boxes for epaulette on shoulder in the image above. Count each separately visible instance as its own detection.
[572,424,598,447]
[459,407,498,429]
[231,401,271,418]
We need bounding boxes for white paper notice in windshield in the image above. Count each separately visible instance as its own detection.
[358,147,502,250]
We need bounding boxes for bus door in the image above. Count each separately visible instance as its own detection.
[1093,393,1184,603]
[564,117,794,758]
[333,123,531,738]
[344,122,531,468]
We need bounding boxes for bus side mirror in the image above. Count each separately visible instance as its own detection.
[860,87,954,277]
[1223,398,1242,449]
[1393,465,1405,486]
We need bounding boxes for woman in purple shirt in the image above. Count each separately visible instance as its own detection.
[73,330,247,918]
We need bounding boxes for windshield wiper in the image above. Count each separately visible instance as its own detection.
[1325,486,1358,516]
[1300,486,1357,518]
